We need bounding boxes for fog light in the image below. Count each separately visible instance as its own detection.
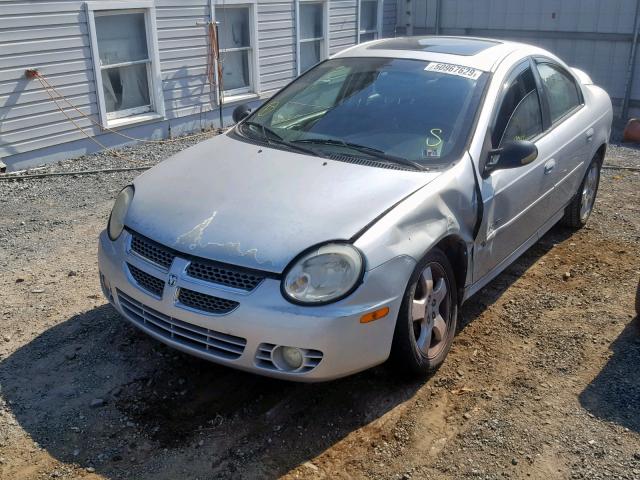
[273,345,304,371]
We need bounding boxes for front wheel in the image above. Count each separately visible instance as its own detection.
[561,156,601,228]
[391,248,458,377]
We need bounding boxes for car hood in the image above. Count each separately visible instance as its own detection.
[125,132,441,273]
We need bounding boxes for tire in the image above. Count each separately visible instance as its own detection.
[561,155,601,229]
[390,248,458,377]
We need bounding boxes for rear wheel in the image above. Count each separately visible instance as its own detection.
[561,156,601,228]
[391,248,458,377]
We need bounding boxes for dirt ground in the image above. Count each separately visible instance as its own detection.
[0,139,638,480]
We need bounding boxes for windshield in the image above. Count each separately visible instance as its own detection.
[237,57,488,168]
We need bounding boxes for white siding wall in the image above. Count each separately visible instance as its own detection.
[0,1,99,158]
[258,0,296,95]
[0,0,396,163]
[157,0,212,120]
[329,0,357,55]
[0,0,398,164]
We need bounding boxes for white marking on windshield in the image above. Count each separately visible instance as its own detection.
[424,62,483,80]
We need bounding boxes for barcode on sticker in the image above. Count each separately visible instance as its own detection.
[425,62,483,80]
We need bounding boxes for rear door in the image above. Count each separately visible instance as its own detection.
[473,61,555,281]
[533,59,592,212]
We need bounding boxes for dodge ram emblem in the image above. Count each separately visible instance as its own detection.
[167,274,177,286]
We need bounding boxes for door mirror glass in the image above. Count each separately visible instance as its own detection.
[232,103,252,123]
[484,140,538,176]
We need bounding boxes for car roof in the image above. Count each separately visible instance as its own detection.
[333,36,546,72]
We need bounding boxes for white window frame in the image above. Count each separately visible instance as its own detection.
[295,0,330,76]
[212,0,260,101]
[85,1,165,128]
[358,0,383,42]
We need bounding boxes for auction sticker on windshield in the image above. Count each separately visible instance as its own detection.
[425,62,483,80]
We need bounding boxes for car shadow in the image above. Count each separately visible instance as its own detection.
[0,225,577,478]
[0,304,423,478]
[458,225,575,332]
[578,315,640,434]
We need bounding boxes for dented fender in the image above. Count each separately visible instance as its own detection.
[355,153,478,287]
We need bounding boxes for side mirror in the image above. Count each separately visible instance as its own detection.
[232,103,252,123]
[483,140,538,177]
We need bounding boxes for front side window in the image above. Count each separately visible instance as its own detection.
[217,6,253,94]
[240,57,488,168]
[359,0,381,42]
[536,63,582,123]
[298,1,326,74]
[93,10,153,120]
[493,68,543,146]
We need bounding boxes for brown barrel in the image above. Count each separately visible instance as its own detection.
[623,118,640,143]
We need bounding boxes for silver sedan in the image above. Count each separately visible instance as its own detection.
[99,36,612,381]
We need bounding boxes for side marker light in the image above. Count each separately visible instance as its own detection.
[360,306,390,324]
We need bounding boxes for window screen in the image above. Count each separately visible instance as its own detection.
[301,3,323,38]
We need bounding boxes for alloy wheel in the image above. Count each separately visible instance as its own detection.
[411,263,452,360]
[580,162,599,222]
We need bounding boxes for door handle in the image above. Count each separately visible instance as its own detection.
[544,159,556,175]
[586,128,594,142]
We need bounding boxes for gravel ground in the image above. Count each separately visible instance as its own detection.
[0,136,638,480]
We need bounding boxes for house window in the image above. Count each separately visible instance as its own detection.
[217,6,255,95]
[359,0,382,42]
[87,2,164,126]
[297,1,327,74]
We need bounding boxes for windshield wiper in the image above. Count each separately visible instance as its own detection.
[243,121,283,141]
[293,137,426,171]
[241,121,323,157]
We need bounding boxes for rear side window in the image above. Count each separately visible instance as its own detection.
[536,63,582,123]
[493,68,543,146]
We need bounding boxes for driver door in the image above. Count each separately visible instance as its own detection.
[473,60,556,282]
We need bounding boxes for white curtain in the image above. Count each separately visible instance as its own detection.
[101,64,150,113]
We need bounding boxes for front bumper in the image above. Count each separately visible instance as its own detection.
[98,230,415,382]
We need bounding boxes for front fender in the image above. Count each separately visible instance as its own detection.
[354,154,478,286]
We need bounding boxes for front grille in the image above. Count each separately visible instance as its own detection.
[130,232,175,270]
[186,260,264,291]
[178,288,239,315]
[129,230,267,292]
[255,343,324,373]
[117,290,246,360]
[127,263,165,297]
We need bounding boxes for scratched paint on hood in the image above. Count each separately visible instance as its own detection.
[174,210,273,268]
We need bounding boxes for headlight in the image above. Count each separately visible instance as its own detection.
[108,185,134,241]
[282,243,364,305]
